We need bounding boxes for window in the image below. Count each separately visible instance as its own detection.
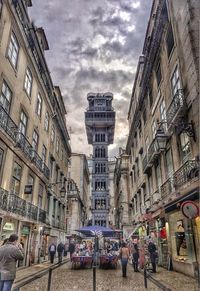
[166,23,174,57]
[179,133,191,162]
[32,130,39,151]
[24,68,33,97]
[0,81,12,112]
[61,148,64,160]
[152,120,157,138]
[7,32,19,68]
[36,93,42,116]
[42,145,47,163]
[56,137,59,153]
[160,100,167,131]
[171,66,181,96]
[156,62,162,87]
[44,112,49,132]
[155,162,162,188]
[50,158,54,178]
[147,173,153,196]
[19,111,28,136]
[165,148,174,178]
[0,147,4,175]
[145,137,149,152]
[160,100,166,122]
[38,184,43,209]
[11,162,22,195]
[51,125,55,142]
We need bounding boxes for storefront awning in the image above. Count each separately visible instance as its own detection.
[165,188,199,213]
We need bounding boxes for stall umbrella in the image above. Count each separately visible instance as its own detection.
[75,226,115,291]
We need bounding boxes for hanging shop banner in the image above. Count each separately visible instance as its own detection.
[181,200,199,219]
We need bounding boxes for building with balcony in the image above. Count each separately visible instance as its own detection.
[0,0,71,265]
[126,0,199,278]
[85,92,115,227]
[66,153,90,235]
[113,148,133,239]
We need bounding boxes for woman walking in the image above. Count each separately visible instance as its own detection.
[119,242,130,278]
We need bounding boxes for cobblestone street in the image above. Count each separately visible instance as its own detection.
[18,261,199,291]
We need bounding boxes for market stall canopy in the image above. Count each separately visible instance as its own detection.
[75,225,115,237]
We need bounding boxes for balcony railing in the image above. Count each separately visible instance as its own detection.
[142,140,159,173]
[0,105,18,142]
[0,187,48,224]
[0,106,50,179]
[38,208,47,224]
[173,160,199,188]
[160,177,173,198]
[166,89,186,127]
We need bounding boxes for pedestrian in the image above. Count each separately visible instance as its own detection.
[148,240,157,273]
[49,242,56,264]
[57,242,64,263]
[64,242,68,257]
[0,233,24,291]
[68,241,75,261]
[1,238,8,246]
[119,241,130,278]
[132,242,139,272]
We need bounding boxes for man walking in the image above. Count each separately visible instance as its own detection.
[49,242,56,264]
[68,241,75,261]
[57,242,64,263]
[148,240,157,273]
[0,234,24,291]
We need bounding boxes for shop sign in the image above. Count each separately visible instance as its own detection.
[21,226,30,235]
[181,201,199,219]
[24,185,33,194]
[3,222,15,231]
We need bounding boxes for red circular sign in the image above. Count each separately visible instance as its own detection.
[181,201,199,219]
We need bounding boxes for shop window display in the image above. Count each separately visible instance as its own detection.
[175,220,188,258]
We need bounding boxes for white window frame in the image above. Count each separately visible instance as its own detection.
[36,93,42,116]
[24,68,33,97]
[8,33,19,68]
[51,125,55,142]
[44,112,49,132]
[19,111,28,136]
[32,130,39,151]
[171,66,181,97]
[0,81,12,112]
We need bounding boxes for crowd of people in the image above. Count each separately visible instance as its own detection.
[0,233,158,291]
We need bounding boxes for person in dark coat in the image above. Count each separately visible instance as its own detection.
[148,241,157,273]
[132,243,139,272]
[0,234,24,291]
[49,243,56,264]
[57,242,64,263]
[68,241,75,261]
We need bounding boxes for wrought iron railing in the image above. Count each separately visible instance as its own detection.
[38,208,47,224]
[27,202,38,221]
[0,187,9,211]
[15,132,33,160]
[0,105,50,179]
[173,160,199,188]
[166,89,186,126]
[160,177,173,198]
[0,187,48,223]
[0,105,18,141]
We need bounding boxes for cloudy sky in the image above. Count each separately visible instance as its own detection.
[29,0,152,157]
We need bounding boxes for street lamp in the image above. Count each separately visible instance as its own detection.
[47,182,67,198]
[154,128,170,152]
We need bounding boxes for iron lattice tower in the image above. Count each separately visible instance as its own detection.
[85,92,115,227]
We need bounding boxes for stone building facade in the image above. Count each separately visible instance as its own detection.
[66,153,90,235]
[126,0,199,277]
[85,92,115,227]
[0,0,71,266]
